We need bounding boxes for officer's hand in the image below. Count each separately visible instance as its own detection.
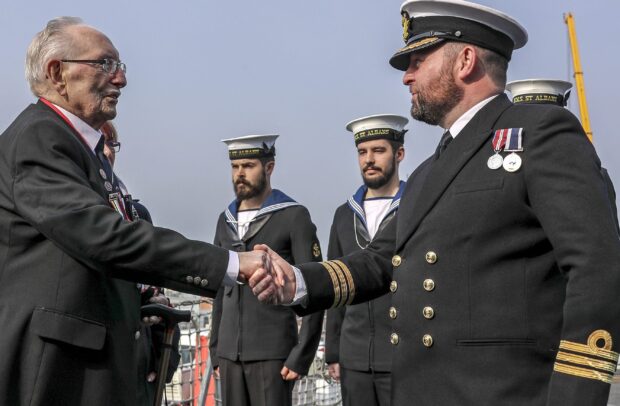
[249,244,296,304]
[280,366,300,381]
[238,250,271,283]
[327,363,340,382]
[213,366,220,378]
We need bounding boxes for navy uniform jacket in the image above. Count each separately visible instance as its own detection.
[210,190,324,375]
[297,94,620,406]
[325,183,405,372]
[0,101,229,406]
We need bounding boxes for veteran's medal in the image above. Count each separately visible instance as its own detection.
[488,128,508,170]
[104,181,113,191]
[502,127,524,173]
[99,168,107,180]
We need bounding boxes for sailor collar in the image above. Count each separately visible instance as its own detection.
[225,189,299,234]
[347,181,406,228]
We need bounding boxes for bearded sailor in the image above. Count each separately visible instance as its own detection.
[209,134,324,406]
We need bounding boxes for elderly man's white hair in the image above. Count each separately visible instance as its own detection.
[25,16,84,96]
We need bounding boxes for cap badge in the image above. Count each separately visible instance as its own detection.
[401,12,410,43]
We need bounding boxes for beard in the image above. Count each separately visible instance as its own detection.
[362,154,397,189]
[233,169,267,201]
[410,61,464,126]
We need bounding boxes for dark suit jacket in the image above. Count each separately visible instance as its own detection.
[298,95,620,405]
[0,101,229,405]
[132,201,181,406]
[325,200,397,372]
[210,203,323,375]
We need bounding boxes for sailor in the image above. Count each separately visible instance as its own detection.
[325,114,407,406]
[249,1,620,405]
[506,78,619,233]
[209,134,324,406]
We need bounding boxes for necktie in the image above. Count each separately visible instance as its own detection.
[95,136,132,220]
[95,135,115,187]
[435,130,453,159]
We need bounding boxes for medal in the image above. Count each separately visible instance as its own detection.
[99,168,107,180]
[502,152,522,172]
[487,154,503,169]
[104,181,113,191]
[488,128,509,170]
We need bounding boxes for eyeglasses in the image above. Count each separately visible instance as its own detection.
[105,141,121,153]
[61,58,127,74]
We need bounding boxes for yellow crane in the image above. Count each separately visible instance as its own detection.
[564,12,593,143]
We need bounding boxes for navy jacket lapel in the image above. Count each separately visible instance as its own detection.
[396,94,512,251]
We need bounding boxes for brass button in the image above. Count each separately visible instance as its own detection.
[423,279,435,291]
[200,278,209,287]
[423,306,435,319]
[390,281,398,293]
[392,255,402,267]
[425,251,437,264]
[185,275,193,284]
[390,333,400,345]
[389,307,398,319]
[193,276,201,286]
[422,334,433,347]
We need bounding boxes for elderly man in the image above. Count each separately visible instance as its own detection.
[251,1,620,405]
[0,17,265,405]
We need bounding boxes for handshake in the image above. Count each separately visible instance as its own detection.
[238,245,297,305]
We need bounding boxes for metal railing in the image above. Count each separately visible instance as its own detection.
[162,296,342,406]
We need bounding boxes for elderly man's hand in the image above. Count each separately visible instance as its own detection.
[248,244,296,304]
[238,250,271,283]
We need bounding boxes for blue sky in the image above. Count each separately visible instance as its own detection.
[1,0,617,247]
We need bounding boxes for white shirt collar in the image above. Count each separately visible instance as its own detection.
[446,94,499,138]
[52,103,102,153]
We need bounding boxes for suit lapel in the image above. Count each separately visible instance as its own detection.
[396,95,512,251]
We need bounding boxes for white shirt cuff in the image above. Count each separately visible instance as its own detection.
[290,266,308,305]
[223,251,240,286]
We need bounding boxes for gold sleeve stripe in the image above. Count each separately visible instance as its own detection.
[559,340,619,363]
[320,261,341,308]
[553,362,613,384]
[328,261,349,307]
[556,351,617,374]
[333,260,355,305]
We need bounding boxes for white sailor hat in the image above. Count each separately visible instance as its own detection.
[346,114,409,146]
[391,0,528,70]
[221,134,279,160]
[506,79,572,106]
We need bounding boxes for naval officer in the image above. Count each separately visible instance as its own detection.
[506,78,619,233]
[325,114,408,406]
[250,1,620,405]
[209,135,324,406]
